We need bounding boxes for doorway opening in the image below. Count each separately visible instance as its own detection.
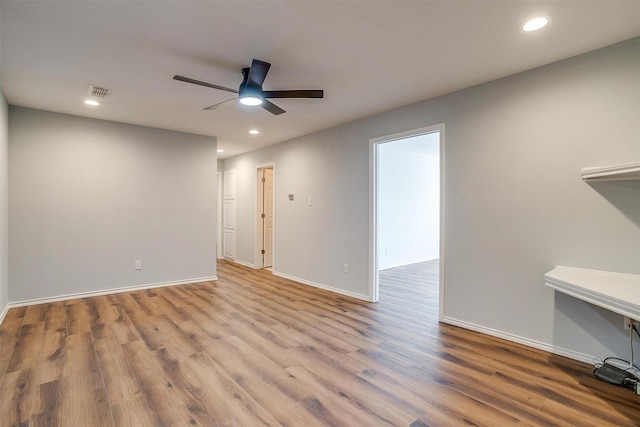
[256,164,275,269]
[370,124,444,321]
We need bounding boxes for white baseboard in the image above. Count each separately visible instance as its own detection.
[6,275,218,309]
[0,302,9,327]
[272,271,370,302]
[379,257,439,271]
[233,259,256,269]
[441,316,595,364]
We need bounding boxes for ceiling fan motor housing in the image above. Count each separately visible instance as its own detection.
[239,67,263,101]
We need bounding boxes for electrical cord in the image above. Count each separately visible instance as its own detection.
[592,323,640,392]
[631,327,634,371]
[632,324,640,378]
[593,356,640,376]
[593,356,604,369]
[599,356,640,373]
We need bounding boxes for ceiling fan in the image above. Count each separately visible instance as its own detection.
[173,59,324,115]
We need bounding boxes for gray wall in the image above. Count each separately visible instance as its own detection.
[223,128,371,298]
[223,38,640,360]
[9,107,218,302]
[0,92,8,316]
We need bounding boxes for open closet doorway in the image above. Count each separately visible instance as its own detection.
[370,124,444,321]
[256,164,275,269]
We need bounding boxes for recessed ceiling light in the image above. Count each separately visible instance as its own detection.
[522,17,549,32]
[217,149,224,153]
[249,129,260,135]
[84,99,100,106]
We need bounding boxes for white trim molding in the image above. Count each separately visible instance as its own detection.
[234,259,256,269]
[0,303,9,327]
[581,161,640,182]
[442,316,595,364]
[273,271,370,302]
[6,276,218,309]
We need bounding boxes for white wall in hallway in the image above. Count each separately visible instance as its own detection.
[378,132,440,269]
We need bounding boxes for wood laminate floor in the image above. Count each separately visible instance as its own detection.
[0,259,639,426]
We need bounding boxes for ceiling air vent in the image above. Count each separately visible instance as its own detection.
[88,85,111,98]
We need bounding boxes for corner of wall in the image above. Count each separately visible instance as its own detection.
[0,90,9,324]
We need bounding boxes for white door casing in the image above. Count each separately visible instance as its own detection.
[217,171,223,259]
[369,123,445,321]
[223,169,236,260]
[263,167,274,267]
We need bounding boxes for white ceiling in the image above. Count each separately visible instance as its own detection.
[1,1,638,159]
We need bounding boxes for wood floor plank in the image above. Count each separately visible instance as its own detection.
[219,311,299,369]
[130,290,166,317]
[197,337,323,426]
[151,347,219,426]
[0,368,35,426]
[93,335,141,405]
[6,321,45,373]
[184,351,287,426]
[109,396,158,427]
[296,353,425,425]
[287,364,402,427]
[43,302,67,331]
[0,259,638,425]
[64,332,114,427]
[30,379,62,427]
[4,306,26,321]
[121,340,200,426]
[65,299,92,336]
[35,326,67,385]
[88,295,120,340]
[0,317,23,376]
[22,305,46,325]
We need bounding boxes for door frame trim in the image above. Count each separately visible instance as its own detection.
[369,123,445,322]
[255,162,275,269]
[217,171,223,259]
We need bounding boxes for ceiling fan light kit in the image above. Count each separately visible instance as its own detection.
[239,96,263,106]
[238,66,264,106]
[174,59,324,115]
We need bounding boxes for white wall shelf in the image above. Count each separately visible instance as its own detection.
[545,266,640,320]
[581,161,640,182]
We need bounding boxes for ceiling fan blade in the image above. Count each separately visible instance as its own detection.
[262,90,324,99]
[247,59,271,87]
[203,97,238,110]
[173,75,238,94]
[261,100,286,115]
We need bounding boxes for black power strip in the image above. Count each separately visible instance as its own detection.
[594,363,637,389]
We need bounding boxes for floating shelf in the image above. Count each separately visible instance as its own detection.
[545,266,640,320]
[581,161,640,182]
